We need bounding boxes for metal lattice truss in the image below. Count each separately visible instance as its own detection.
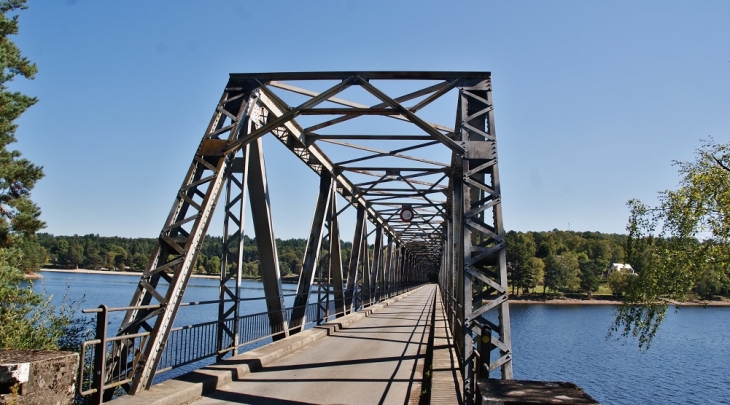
[111,72,512,402]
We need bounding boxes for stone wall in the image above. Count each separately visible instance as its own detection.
[0,350,79,405]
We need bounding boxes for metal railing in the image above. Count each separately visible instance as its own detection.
[77,281,423,403]
[440,285,494,382]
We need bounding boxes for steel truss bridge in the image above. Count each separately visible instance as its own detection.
[80,71,512,404]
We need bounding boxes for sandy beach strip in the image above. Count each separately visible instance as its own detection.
[509,297,730,307]
[39,268,220,279]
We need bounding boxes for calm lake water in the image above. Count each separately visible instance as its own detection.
[31,271,730,405]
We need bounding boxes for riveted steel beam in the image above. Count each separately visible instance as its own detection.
[228,71,490,83]
[114,88,258,395]
[345,205,366,313]
[372,225,383,302]
[290,171,333,333]
[445,77,512,404]
[110,72,511,400]
[328,190,346,317]
[217,146,249,360]
[247,137,288,340]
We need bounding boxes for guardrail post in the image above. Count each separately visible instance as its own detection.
[92,305,108,405]
[477,324,492,379]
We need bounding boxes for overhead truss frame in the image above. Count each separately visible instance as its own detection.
[109,72,512,404]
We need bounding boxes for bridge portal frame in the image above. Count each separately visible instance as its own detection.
[106,72,511,404]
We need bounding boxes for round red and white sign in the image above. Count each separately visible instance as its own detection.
[400,207,414,222]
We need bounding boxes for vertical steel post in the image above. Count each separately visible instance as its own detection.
[390,244,398,297]
[344,205,365,312]
[371,226,383,302]
[290,171,332,333]
[487,86,514,380]
[217,145,249,360]
[454,77,513,403]
[247,137,288,340]
[477,324,492,380]
[316,239,330,325]
[329,191,346,317]
[461,159,475,400]
[92,305,108,405]
[383,234,393,299]
[361,220,371,307]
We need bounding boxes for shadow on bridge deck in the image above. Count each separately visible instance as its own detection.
[110,284,461,405]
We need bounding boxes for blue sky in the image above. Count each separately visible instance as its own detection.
[9,0,730,239]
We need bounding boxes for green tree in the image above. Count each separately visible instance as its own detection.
[50,238,69,265]
[543,255,558,294]
[525,256,544,292]
[0,248,87,350]
[0,0,45,272]
[105,245,127,270]
[207,255,221,275]
[544,252,580,293]
[83,247,104,269]
[535,234,557,258]
[607,270,633,297]
[614,139,730,349]
[506,232,536,294]
[65,241,84,268]
[578,259,601,299]
[0,2,91,358]
[131,252,148,271]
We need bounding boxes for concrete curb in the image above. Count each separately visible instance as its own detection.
[109,286,425,405]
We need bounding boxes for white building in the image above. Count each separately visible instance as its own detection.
[606,263,635,276]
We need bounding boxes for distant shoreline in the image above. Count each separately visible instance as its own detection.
[36,270,730,306]
[39,268,221,280]
[509,296,730,307]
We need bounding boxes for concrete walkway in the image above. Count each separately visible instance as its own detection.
[190,285,436,405]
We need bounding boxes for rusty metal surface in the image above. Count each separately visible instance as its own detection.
[478,380,600,404]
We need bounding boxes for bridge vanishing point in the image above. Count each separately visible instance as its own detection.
[77,72,597,405]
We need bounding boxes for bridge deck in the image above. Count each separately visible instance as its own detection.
[190,285,436,405]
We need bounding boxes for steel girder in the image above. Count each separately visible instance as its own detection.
[111,72,510,397]
[113,88,258,394]
[245,137,290,340]
[446,79,513,402]
[290,171,332,333]
[217,146,249,361]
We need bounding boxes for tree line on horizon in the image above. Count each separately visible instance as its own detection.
[506,228,730,300]
[505,230,628,298]
[38,230,632,295]
[37,233,355,278]
[36,227,730,301]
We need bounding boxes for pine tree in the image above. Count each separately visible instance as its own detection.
[0,0,91,353]
[0,0,45,272]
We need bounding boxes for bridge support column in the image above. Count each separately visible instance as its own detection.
[290,171,332,333]
[247,138,289,340]
[113,88,258,394]
[217,144,250,360]
[345,205,365,313]
[329,192,347,318]
[383,234,393,299]
[372,226,383,302]
[448,77,513,403]
[361,221,371,308]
